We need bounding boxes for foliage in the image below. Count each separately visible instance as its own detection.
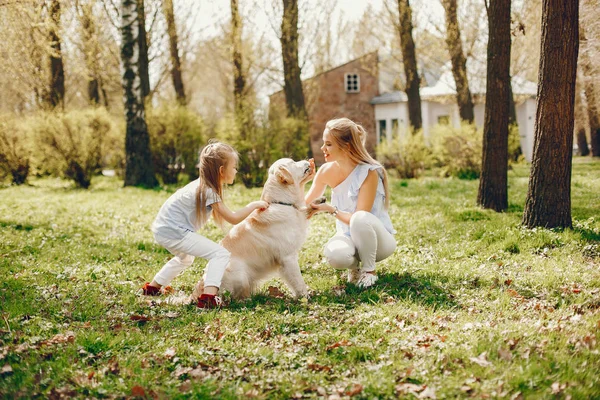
[431,123,482,179]
[146,104,205,184]
[32,107,122,189]
[0,116,31,184]
[508,123,523,163]
[214,113,310,188]
[0,160,599,398]
[376,131,432,179]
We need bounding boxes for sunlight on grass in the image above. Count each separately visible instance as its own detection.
[0,158,599,398]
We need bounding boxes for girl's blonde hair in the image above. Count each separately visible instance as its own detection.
[325,118,390,209]
[195,141,238,228]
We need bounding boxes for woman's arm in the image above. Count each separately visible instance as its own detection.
[305,166,328,205]
[313,169,378,225]
[212,200,268,225]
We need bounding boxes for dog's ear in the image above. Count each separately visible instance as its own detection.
[275,165,294,185]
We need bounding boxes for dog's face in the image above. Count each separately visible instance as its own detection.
[268,158,312,186]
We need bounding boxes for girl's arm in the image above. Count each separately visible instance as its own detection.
[311,169,378,225]
[212,200,268,225]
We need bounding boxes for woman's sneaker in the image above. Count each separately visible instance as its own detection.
[357,271,378,288]
[347,269,361,284]
[197,294,223,309]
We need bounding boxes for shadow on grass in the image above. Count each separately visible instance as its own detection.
[574,226,600,243]
[227,272,458,313]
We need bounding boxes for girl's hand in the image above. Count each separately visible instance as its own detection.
[251,200,269,211]
[308,158,316,178]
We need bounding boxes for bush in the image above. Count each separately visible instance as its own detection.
[431,123,482,180]
[376,132,432,179]
[508,123,523,163]
[0,117,31,185]
[33,108,121,188]
[213,113,310,188]
[147,104,205,184]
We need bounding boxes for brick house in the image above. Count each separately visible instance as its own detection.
[269,52,379,165]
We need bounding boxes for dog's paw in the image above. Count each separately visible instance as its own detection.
[312,196,326,205]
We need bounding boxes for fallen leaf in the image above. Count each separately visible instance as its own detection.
[498,348,512,361]
[345,383,363,396]
[326,339,352,351]
[419,386,437,399]
[268,286,286,298]
[164,347,176,359]
[308,363,332,372]
[1,364,12,375]
[130,315,151,322]
[131,385,145,397]
[469,352,492,367]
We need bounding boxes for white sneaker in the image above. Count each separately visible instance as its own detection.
[347,269,361,284]
[357,271,378,288]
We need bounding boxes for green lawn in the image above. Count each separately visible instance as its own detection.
[1,158,599,399]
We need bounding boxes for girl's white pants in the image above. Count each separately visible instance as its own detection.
[152,231,230,288]
[324,211,396,272]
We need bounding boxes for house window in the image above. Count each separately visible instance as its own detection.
[391,119,399,140]
[437,115,450,125]
[379,120,387,143]
[345,73,360,93]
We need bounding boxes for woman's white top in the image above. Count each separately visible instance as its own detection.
[331,163,396,237]
[151,179,220,240]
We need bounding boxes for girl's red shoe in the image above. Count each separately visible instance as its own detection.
[197,294,223,309]
[141,282,161,296]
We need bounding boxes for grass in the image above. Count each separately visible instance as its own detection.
[1,158,599,399]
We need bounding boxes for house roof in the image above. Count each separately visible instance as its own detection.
[371,62,537,105]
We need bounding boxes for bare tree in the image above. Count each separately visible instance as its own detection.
[280,0,306,120]
[441,0,474,123]
[163,0,186,104]
[121,0,157,187]
[396,0,422,131]
[48,0,65,109]
[580,22,600,157]
[477,0,511,212]
[231,0,247,132]
[137,0,150,100]
[523,0,579,228]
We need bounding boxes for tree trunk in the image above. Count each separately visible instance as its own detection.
[397,0,422,131]
[80,3,100,105]
[163,0,186,105]
[508,77,517,126]
[280,0,306,120]
[580,26,600,157]
[121,0,157,187]
[48,0,65,110]
[522,0,578,229]
[477,0,511,212]
[231,0,246,135]
[575,72,589,156]
[137,0,150,100]
[442,0,474,124]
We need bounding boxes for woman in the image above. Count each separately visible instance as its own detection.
[305,118,396,288]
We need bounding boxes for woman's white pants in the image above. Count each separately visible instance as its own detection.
[324,211,396,272]
[152,231,230,288]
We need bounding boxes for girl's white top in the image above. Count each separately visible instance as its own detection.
[151,179,220,240]
[331,163,396,237]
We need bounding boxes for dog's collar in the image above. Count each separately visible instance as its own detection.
[270,200,299,210]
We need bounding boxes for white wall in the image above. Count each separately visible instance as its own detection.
[516,98,536,162]
[375,98,537,161]
[374,103,409,143]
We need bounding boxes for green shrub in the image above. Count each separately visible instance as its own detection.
[431,123,482,179]
[214,113,310,188]
[376,131,432,179]
[33,108,121,188]
[508,123,523,163]
[146,104,205,184]
[0,116,31,185]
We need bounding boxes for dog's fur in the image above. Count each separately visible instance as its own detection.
[191,158,321,301]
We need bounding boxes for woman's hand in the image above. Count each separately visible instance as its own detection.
[307,201,334,219]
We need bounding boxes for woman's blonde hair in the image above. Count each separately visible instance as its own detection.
[196,141,238,228]
[325,118,390,209]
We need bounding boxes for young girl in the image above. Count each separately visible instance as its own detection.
[305,118,396,288]
[142,141,268,308]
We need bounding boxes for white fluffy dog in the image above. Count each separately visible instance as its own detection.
[191,158,321,301]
